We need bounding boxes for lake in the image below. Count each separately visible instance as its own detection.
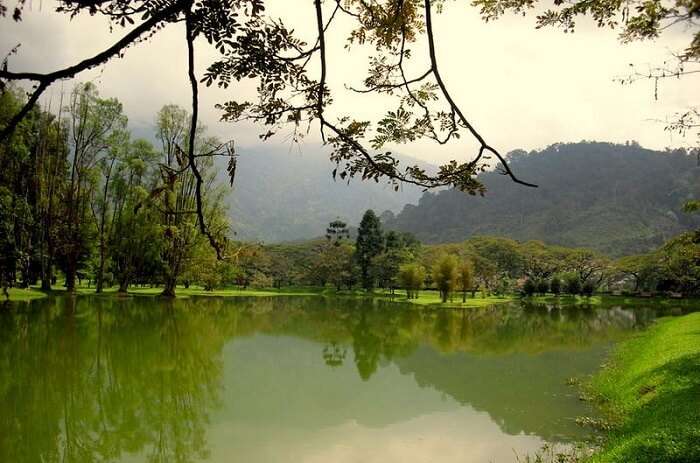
[0,296,689,462]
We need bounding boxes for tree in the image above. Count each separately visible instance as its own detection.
[372,231,418,293]
[313,241,356,291]
[325,219,350,246]
[563,248,609,287]
[154,105,227,297]
[109,138,162,293]
[521,241,562,281]
[432,254,458,303]
[1,0,537,242]
[657,232,700,294]
[536,279,549,296]
[355,210,384,290]
[522,278,536,297]
[398,263,426,299]
[457,260,474,303]
[60,82,127,293]
[550,277,562,295]
[92,125,130,292]
[616,254,660,293]
[565,276,582,295]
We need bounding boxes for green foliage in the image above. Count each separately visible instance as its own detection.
[457,259,475,302]
[432,254,458,302]
[536,279,549,295]
[550,277,562,295]
[565,276,582,295]
[398,263,426,299]
[384,143,700,256]
[355,209,384,289]
[523,278,537,297]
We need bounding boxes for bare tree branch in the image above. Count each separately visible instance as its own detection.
[0,0,188,142]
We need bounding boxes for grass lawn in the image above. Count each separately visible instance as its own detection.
[378,289,515,308]
[588,312,700,462]
[3,287,49,302]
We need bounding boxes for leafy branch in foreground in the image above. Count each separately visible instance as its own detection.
[1,0,538,258]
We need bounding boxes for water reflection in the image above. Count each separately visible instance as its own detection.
[0,296,690,462]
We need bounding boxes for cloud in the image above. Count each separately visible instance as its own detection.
[1,0,697,165]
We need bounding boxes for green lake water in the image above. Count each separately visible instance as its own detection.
[0,296,689,462]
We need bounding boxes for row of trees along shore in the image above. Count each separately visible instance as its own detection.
[0,83,230,298]
[255,210,698,301]
[1,82,698,301]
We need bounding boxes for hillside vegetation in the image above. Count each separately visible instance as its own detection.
[383,142,700,256]
[217,145,431,242]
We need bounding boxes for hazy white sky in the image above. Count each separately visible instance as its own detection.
[1,0,697,165]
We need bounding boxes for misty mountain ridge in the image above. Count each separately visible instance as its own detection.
[382,141,700,256]
[216,144,435,243]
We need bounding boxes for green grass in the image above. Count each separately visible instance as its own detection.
[527,294,700,308]
[378,289,515,308]
[587,313,700,462]
[3,287,49,302]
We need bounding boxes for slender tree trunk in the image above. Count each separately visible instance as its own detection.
[96,244,106,293]
[65,259,77,293]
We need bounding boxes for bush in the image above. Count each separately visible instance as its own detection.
[536,280,549,295]
[523,278,536,296]
[432,255,458,302]
[398,263,426,299]
[550,277,561,295]
[582,281,595,296]
[566,277,581,295]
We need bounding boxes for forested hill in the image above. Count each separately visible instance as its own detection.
[217,145,433,243]
[382,142,700,256]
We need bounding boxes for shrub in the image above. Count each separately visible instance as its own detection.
[523,278,536,296]
[432,255,458,302]
[582,281,595,296]
[398,263,426,299]
[566,277,581,295]
[536,280,549,295]
[550,277,561,295]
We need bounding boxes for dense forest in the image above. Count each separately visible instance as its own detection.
[1,83,699,300]
[0,83,229,297]
[383,142,700,256]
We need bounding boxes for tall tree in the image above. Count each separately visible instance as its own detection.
[457,260,474,303]
[60,82,127,293]
[355,209,384,290]
[432,254,458,303]
[1,0,537,235]
[110,138,162,293]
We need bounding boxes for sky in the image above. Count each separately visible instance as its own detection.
[1,0,698,166]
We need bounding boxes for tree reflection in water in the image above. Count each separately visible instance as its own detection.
[0,295,688,462]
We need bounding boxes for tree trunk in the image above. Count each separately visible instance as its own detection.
[161,278,177,297]
[41,250,52,291]
[96,246,105,293]
[117,276,129,295]
[65,261,77,294]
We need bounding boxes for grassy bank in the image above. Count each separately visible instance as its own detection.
[378,290,514,308]
[3,288,50,301]
[587,312,700,462]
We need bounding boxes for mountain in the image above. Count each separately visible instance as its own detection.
[382,142,700,256]
[217,144,433,243]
